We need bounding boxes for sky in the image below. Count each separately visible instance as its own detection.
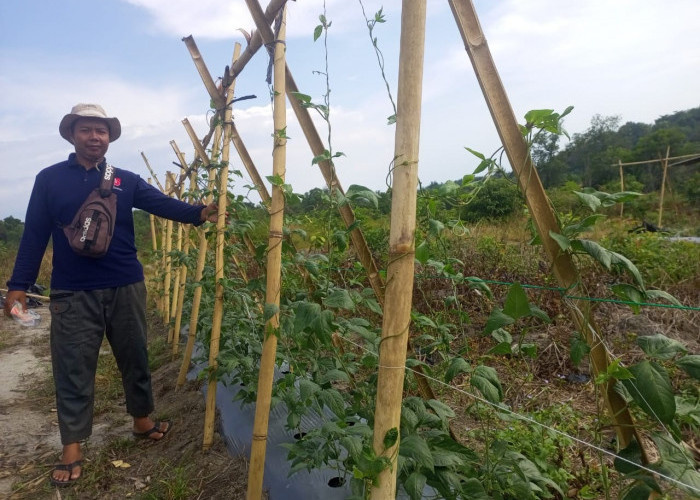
[1,0,698,220]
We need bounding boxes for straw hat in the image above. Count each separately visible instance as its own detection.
[59,103,121,144]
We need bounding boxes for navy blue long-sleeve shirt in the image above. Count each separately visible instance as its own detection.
[7,153,205,291]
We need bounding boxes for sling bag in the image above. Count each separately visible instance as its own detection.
[63,164,117,258]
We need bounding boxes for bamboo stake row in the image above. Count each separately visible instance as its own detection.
[176,122,223,387]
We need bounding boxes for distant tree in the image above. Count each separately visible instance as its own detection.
[531,131,567,187]
[0,216,24,244]
[563,115,622,188]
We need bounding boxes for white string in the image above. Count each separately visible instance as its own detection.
[339,335,700,494]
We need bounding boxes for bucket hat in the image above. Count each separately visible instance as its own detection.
[59,103,121,144]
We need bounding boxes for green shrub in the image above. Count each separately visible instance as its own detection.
[461,178,523,222]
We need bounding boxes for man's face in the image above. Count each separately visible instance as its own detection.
[71,117,110,164]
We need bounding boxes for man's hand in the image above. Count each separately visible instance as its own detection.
[200,202,219,223]
[4,290,27,317]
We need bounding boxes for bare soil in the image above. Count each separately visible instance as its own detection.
[0,305,252,500]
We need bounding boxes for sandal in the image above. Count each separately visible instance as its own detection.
[49,460,82,487]
[133,420,172,441]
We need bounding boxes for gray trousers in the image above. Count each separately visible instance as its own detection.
[49,281,153,445]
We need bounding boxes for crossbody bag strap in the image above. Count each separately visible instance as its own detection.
[99,164,116,198]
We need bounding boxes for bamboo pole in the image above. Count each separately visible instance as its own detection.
[168,169,188,343]
[203,42,242,451]
[370,3,426,499]
[182,35,226,110]
[448,0,643,455]
[657,145,670,228]
[147,178,159,252]
[177,124,223,388]
[246,4,286,499]
[147,178,161,311]
[619,160,625,217]
[141,152,164,192]
[163,173,175,328]
[170,141,196,359]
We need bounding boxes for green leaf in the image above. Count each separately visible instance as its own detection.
[636,333,687,360]
[383,427,398,449]
[622,483,656,500]
[293,301,322,332]
[611,283,645,313]
[652,434,700,496]
[318,389,346,418]
[415,240,430,264]
[623,361,676,424]
[461,479,489,499]
[263,303,279,322]
[488,342,513,355]
[570,332,591,366]
[483,308,515,335]
[346,184,379,209]
[644,289,682,306]
[298,378,321,400]
[445,357,471,383]
[503,282,530,320]
[491,328,512,344]
[428,218,445,237]
[340,435,363,460]
[676,355,700,380]
[528,304,551,323]
[321,369,350,384]
[324,289,355,310]
[426,399,455,422]
[464,147,485,160]
[470,365,503,403]
[399,434,434,472]
[574,191,602,212]
[313,24,323,41]
[404,471,427,500]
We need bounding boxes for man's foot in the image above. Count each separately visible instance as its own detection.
[133,417,172,441]
[50,443,82,486]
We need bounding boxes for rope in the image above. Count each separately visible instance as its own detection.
[339,335,700,494]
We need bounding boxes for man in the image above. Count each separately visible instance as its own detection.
[3,103,218,486]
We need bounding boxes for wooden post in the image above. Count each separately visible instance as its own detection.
[448,0,644,455]
[246,4,286,499]
[203,42,242,450]
[619,159,625,217]
[163,173,175,328]
[371,3,426,499]
[177,122,222,388]
[658,145,670,228]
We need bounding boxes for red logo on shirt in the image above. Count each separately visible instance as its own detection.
[114,177,121,187]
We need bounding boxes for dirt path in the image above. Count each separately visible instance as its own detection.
[0,305,61,496]
[0,305,253,499]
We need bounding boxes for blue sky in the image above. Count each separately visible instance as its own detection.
[1,0,698,220]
